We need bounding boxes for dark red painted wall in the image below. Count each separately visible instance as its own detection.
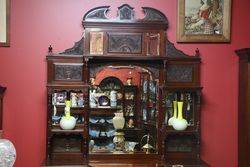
[0,0,250,166]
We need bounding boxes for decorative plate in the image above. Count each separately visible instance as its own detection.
[98,95,110,106]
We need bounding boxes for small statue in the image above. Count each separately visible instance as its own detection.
[110,90,117,107]
[77,93,84,107]
[126,77,133,85]
[89,90,98,108]
[51,105,60,125]
[127,118,134,128]
[70,93,78,107]
[89,140,95,152]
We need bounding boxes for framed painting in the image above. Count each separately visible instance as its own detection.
[177,0,231,42]
[0,0,10,46]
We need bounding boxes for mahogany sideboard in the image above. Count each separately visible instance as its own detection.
[43,4,209,167]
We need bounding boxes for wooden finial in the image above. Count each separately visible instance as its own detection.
[195,48,200,57]
[48,45,53,54]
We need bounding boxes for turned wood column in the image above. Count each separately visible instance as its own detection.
[236,48,250,167]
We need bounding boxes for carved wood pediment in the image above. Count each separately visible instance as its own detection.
[83,4,168,24]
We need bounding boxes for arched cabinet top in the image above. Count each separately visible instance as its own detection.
[82,4,168,26]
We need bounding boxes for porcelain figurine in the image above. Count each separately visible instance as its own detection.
[89,140,95,152]
[70,93,78,107]
[172,101,188,131]
[110,90,117,107]
[89,90,98,108]
[127,118,134,128]
[126,77,133,85]
[113,132,125,152]
[77,93,84,107]
[52,105,61,125]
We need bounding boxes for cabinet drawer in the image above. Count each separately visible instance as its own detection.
[47,56,85,84]
[54,63,83,81]
[166,62,200,87]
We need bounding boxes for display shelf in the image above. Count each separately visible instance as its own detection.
[165,129,198,135]
[89,122,113,127]
[90,107,122,111]
[88,152,159,158]
[90,110,117,116]
[165,125,196,132]
[47,84,89,89]
[52,124,84,129]
[50,128,84,134]
[100,88,122,91]
[90,136,113,140]
[124,115,135,118]
[53,107,86,114]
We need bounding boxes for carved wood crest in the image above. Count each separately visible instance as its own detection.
[83,4,168,23]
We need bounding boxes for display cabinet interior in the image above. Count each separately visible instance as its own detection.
[88,65,159,155]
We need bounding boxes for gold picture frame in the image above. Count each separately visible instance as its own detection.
[177,0,231,42]
[0,0,10,46]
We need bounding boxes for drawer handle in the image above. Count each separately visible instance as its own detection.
[172,165,183,167]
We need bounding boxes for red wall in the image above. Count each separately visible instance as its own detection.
[0,0,250,166]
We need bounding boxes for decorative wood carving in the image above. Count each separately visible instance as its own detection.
[60,38,84,55]
[108,33,142,53]
[60,38,193,58]
[142,7,168,23]
[146,33,160,56]
[54,63,83,81]
[82,4,168,23]
[83,6,109,21]
[166,134,197,152]
[166,39,190,58]
[166,65,193,82]
[118,4,134,20]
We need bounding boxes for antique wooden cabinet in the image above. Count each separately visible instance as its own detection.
[0,86,6,138]
[44,4,209,167]
[236,48,250,167]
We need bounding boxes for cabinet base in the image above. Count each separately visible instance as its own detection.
[42,158,209,167]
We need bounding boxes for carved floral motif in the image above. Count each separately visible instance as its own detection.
[167,65,193,82]
[108,34,142,53]
[55,64,83,81]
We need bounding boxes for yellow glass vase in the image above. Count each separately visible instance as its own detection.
[172,101,188,131]
[168,101,177,126]
[59,100,76,130]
